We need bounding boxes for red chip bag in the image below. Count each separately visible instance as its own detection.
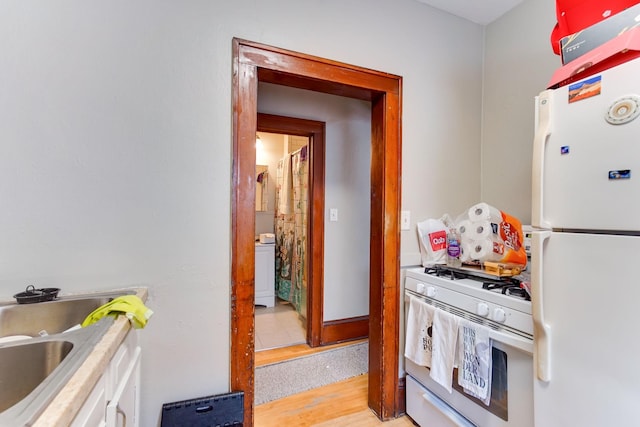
[417,218,448,266]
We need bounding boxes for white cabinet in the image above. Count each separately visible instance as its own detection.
[71,329,140,427]
[255,243,275,307]
[106,347,140,427]
[70,374,107,427]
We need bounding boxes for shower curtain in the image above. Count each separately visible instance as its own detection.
[274,146,308,314]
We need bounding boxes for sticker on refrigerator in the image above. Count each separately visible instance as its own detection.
[561,146,570,154]
[608,169,631,180]
[568,75,601,104]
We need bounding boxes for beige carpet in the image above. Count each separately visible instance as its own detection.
[255,341,369,405]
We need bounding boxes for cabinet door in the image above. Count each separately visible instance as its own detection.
[70,374,107,427]
[106,347,141,427]
[109,330,138,394]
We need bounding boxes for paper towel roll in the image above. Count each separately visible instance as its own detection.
[469,238,508,263]
[460,242,473,263]
[469,221,493,240]
[469,239,493,261]
[457,220,474,240]
[468,202,502,223]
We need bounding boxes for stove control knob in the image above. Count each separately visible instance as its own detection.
[425,286,436,298]
[477,303,489,317]
[493,308,507,323]
[416,282,425,294]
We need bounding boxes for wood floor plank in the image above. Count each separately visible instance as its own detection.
[255,374,416,427]
[314,410,418,427]
[255,340,415,425]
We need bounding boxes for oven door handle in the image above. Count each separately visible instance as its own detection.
[531,230,552,382]
[486,328,533,355]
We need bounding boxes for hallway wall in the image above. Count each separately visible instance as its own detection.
[258,83,371,321]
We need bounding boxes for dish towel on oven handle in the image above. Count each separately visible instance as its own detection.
[458,319,492,405]
[429,308,460,393]
[404,295,435,367]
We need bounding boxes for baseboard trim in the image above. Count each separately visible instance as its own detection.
[321,315,369,345]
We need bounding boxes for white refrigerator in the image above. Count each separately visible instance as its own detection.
[531,57,640,427]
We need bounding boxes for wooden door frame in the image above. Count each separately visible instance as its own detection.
[257,112,325,347]
[231,38,402,426]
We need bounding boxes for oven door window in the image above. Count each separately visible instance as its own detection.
[453,347,509,421]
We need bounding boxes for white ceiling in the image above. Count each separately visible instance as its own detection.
[415,0,525,25]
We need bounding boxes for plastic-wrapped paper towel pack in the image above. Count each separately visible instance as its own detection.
[457,202,527,267]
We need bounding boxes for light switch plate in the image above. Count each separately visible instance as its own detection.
[401,210,411,230]
[330,208,338,222]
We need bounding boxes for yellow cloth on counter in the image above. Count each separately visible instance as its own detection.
[81,295,153,329]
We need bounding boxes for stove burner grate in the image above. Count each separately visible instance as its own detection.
[424,265,530,301]
[424,265,467,280]
[504,286,530,300]
[483,282,531,301]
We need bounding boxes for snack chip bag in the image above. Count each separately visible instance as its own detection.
[417,218,448,266]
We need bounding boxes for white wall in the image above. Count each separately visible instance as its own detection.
[398,18,484,267]
[0,0,484,425]
[481,0,559,223]
[255,132,284,236]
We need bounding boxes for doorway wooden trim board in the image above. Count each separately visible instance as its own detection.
[231,38,402,426]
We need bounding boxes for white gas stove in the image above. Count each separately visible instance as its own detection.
[404,265,534,427]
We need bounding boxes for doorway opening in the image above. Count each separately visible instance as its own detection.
[255,113,326,349]
[254,130,310,351]
[231,39,402,426]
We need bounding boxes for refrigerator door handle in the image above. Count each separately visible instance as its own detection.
[531,230,552,382]
[532,91,553,230]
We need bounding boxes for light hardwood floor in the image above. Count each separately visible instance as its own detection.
[255,374,415,427]
[255,342,416,427]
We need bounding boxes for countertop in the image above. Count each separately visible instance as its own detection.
[31,287,148,427]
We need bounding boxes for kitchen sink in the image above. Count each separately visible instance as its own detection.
[0,292,133,338]
[0,340,74,412]
[0,290,136,426]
